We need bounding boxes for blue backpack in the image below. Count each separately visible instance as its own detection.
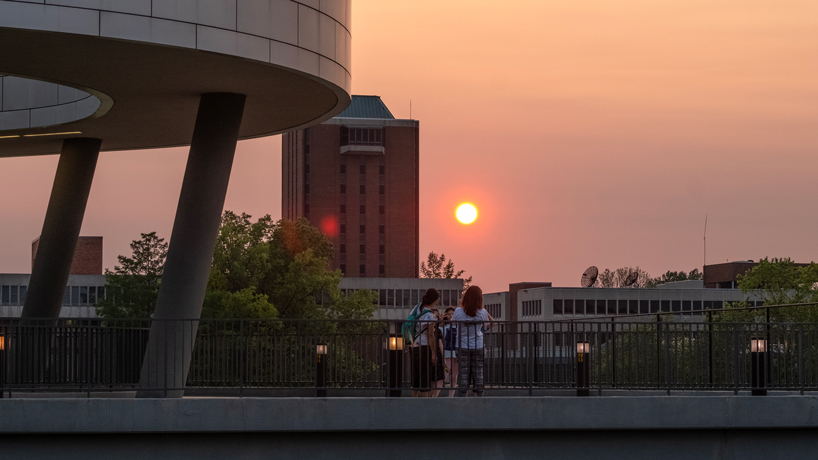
[401,303,431,346]
[443,325,458,351]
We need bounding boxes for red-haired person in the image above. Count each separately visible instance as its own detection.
[451,285,493,396]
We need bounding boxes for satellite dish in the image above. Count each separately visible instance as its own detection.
[624,270,639,287]
[581,266,598,288]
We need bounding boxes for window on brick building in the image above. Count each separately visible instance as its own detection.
[379,265,385,276]
[379,245,385,255]
[340,224,346,234]
[340,164,346,174]
[379,205,385,215]
[360,224,366,234]
[340,204,346,214]
[340,184,346,193]
[359,165,366,174]
[360,204,365,214]
[360,244,365,254]
[379,165,385,175]
[340,244,346,254]
[379,185,385,195]
[360,184,365,194]
[359,264,366,276]
[379,225,385,235]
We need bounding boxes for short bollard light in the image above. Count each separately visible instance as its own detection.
[576,341,590,396]
[316,343,327,397]
[386,334,404,398]
[750,338,767,396]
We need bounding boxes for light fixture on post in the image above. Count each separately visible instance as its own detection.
[577,340,590,396]
[316,343,327,397]
[386,334,404,397]
[750,338,767,396]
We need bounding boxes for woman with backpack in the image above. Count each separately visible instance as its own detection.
[452,285,492,397]
[409,288,440,397]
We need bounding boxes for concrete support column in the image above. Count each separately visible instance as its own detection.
[21,138,101,319]
[137,93,246,398]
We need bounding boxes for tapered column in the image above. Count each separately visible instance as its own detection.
[137,93,246,398]
[22,138,101,319]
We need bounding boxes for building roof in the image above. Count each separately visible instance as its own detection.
[336,95,395,119]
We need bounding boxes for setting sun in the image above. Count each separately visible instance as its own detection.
[456,204,478,224]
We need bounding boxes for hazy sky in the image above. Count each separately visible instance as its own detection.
[2,0,818,292]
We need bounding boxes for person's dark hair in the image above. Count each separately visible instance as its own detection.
[444,307,455,314]
[421,288,440,307]
[461,285,483,317]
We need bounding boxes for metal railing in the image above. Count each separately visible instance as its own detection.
[0,318,816,396]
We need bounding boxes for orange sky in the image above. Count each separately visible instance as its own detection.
[3,0,818,292]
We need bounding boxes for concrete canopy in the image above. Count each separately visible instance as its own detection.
[0,0,352,157]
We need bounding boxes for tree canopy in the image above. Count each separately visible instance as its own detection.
[595,267,652,288]
[717,257,818,323]
[95,232,167,318]
[420,251,472,288]
[97,213,376,320]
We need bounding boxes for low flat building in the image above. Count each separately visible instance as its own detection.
[339,278,464,320]
[0,273,107,317]
[516,285,761,322]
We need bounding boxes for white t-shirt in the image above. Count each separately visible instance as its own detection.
[412,310,436,347]
[452,307,489,349]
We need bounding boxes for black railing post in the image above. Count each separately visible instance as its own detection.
[611,317,616,389]
[239,319,244,398]
[732,325,739,395]
[656,315,661,390]
[707,310,713,388]
[664,320,671,395]
[798,325,804,395]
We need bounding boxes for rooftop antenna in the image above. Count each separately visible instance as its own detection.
[703,214,707,268]
[581,266,599,288]
[410,100,412,119]
[624,270,639,287]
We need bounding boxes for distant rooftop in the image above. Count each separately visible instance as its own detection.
[336,95,395,119]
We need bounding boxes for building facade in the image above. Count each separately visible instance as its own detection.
[282,95,420,278]
[0,273,106,318]
[339,278,463,320]
[514,282,761,322]
[32,236,102,275]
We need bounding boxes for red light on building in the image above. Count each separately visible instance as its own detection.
[320,216,338,238]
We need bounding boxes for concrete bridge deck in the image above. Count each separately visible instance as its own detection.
[1,396,816,459]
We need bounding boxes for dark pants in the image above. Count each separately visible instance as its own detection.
[457,348,484,396]
[411,345,433,391]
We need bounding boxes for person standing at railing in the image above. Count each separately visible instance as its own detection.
[409,288,440,397]
[429,308,447,397]
[442,306,459,396]
[452,285,492,397]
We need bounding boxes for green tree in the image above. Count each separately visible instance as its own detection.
[95,232,167,318]
[595,266,652,288]
[201,287,276,319]
[718,257,818,323]
[648,269,703,287]
[208,212,376,320]
[420,251,472,289]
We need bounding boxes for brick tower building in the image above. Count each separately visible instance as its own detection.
[282,96,419,278]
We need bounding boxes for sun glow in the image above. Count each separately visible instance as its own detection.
[456,203,477,224]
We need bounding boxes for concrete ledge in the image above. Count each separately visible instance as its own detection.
[1,396,817,433]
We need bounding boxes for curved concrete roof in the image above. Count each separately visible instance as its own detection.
[0,0,352,157]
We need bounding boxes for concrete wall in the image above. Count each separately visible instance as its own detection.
[1,397,817,459]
